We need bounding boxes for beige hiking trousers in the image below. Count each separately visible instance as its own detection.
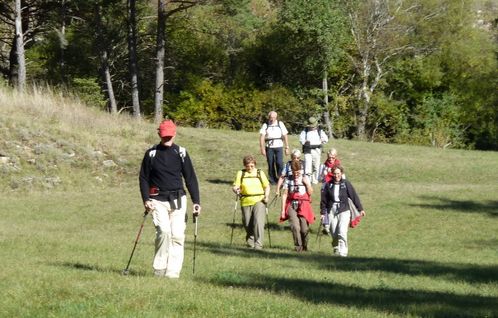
[150,195,187,278]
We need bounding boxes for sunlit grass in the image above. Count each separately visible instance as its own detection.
[0,86,497,317]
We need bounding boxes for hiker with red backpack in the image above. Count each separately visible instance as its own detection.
[139,120,201,278]
[259,111,290,185]
[232,155,270,250]
[280,160,315,252]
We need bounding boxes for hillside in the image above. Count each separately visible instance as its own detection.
[0,86,156,191]
[2,85,497,192]
[1,86,497,317]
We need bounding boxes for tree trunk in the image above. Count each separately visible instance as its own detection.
[9,37,18,88]
[102,50,118,114]
[154,0,167,123]
[14,0,26,92]
[357,79,371,140]
[322,70,333,139]
[60,0,67,84]
[95,4,117,114]
[127,0,141,118]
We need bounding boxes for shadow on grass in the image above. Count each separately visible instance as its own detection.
[194,241,498,284]
[205,178,232,185]
[205,272,497,318]
[225,222,288,231]
[54,261,149,277]
[411,196,498,217]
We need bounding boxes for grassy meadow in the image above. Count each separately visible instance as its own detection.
[1,86,497,317]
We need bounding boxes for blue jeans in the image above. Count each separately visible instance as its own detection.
[266,147,283,184]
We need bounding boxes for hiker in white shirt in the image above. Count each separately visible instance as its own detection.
[259,111,290,185]
[299,117,328,184]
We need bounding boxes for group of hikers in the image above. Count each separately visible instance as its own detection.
[138,113,365,279]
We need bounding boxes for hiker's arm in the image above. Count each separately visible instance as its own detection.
[346,180,363,212]
[139,151,151,203]
[280,188,288,218]
[263,184,270,204]
[321,130,329,144]
[182,152,200,205]
[320,186,329,217]
[303,175,313,195]
[232,171,242,195]
[259,133,266,156]
[283,133,289,155]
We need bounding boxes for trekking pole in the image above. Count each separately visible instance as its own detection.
[268,194,278,208]
[122,211,148,276]
[265,205,272,248]
[230,194,239,246]
[192,209,199,275]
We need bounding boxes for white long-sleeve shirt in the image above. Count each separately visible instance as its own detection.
[299,128,328,146]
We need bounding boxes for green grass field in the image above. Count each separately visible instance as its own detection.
[1,87,497,317]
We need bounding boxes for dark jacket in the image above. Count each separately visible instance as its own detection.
[139,143,200,204]
[320,179,363,215]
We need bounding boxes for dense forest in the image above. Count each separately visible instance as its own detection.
[1,0,497,150]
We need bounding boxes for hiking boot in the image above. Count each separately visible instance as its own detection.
[246,237,255,248]
[154,269,166,277]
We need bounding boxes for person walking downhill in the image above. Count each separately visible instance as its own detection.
[232,155,270,250]
[320,166,365,257]
[318,148,343,234]
[259,111,290,185]
[299,117,328,184]
[139,119,201,278]
[275,149,306,196]
[280,160,315,252]
[320,148,343,184]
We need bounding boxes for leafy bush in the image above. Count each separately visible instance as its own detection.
[168,78,315,133]
[70,78,106,109]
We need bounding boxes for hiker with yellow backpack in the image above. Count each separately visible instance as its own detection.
[232,155,270,250]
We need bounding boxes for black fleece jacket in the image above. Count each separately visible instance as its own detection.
[139,143,200,204]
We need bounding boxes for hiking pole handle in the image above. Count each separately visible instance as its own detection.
[192,204,201,223]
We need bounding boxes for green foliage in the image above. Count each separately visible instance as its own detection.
[168,78,313,133]
[70,78,107,109]
[368,93,410,143]
[0,0,497,150]
[249,0,348,88]
[406,93,466,148]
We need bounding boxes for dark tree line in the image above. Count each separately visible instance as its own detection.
[1,0,497,150]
